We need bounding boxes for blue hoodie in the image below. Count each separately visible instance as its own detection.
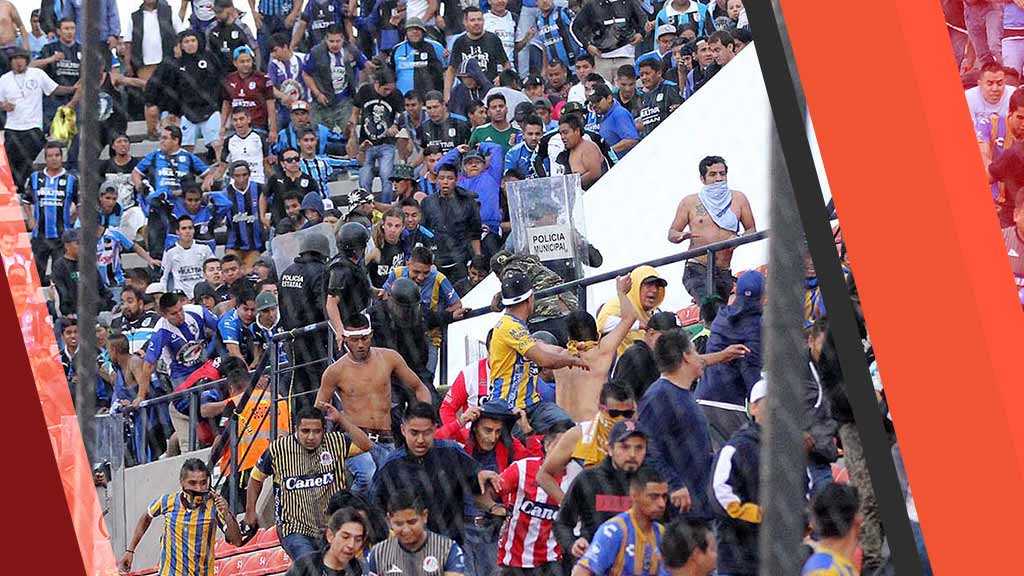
[438,141,504,233]
[696,277,764,407]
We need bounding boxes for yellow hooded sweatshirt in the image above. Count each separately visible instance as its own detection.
[596,265,666,356]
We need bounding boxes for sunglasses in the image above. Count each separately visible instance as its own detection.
[282,157,300,163]
[605,408,635,419]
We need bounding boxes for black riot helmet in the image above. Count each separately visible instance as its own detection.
[337,222,369,258]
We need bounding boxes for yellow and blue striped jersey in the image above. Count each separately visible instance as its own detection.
[488,313,540,410]
[577,510,666,576]
[801,545,858,576]
[147,493,225,576]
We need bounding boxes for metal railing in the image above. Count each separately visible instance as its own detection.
[113,229,770,509]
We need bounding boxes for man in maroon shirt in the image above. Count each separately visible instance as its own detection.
[220,46,278,144]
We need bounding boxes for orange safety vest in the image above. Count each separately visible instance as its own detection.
[220,390,292,473]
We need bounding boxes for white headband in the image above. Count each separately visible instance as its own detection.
[342,327,372,337]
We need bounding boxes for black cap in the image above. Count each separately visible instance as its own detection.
[500,271,533,306]
[561,101,586,116]
[524,75,544,87]
[62,228,80,243]
[608,419,646,445]
[514,101,536,123]
[647,311,680,332]
[533,98,552,110]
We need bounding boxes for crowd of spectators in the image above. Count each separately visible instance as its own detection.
[0,0,908,574]
[946,0,1024,303]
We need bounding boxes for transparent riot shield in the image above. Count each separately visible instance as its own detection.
[506,174,588,283]
[269,222,339,278]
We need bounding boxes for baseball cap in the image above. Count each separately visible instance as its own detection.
[647,311,680,332]
[514,101,536,123]
[8,47,29,62]
[192,281,217,302]
[641,274,668,288]
[290,100,310,112]
[62,228,80,243]
[255,291,278,312]
[232,45,254,60]
[608,419,646,445]
[524,74,544,87]
[655,24,678,40]
[533,98,552,110]
[462,149,485,166]
[749,377,767,404]
[405,16,427,31]
[736,270,764,299]
[99,178,119,194]
[561,101,586,116]
[146,282,167,295]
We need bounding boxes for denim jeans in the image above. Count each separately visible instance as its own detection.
[464,522,499,576]
[524,401,573,435]
[359,144,397,203]
[965,2,1003,65]
[807,462,834,499]
[346,441,395,497]
[280,530,321,560]
[1004,36,1024,75]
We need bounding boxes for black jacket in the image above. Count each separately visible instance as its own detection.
[368,300,429,376]
[148,46,224,122]
[803,358,839,465]
[555,457,634,556]
[326,254,374,319]
[278,253,329,330]
[711,422,761,576]
[130,1,177,70]
[53,256,112,316]
[571,0,647,54]
[419,187,482,269]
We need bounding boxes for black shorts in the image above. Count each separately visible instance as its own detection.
[682,261,734,304]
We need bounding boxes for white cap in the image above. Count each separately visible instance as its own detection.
[145,282,167,295]
[749,376,767,405]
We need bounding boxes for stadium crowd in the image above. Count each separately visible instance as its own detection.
[946,0,1024,303]
[0,0,900,573]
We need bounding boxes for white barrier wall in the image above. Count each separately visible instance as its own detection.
[444,46,774,380]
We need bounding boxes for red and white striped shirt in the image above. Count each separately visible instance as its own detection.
[439,358,491,427]
[497,457,567,568]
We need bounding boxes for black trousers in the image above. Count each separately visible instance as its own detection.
[4,128,45,195]
[30,236,63,284]
[289,335,327,412]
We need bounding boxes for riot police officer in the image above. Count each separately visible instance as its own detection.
[277,232,330,410]
[326,222,375,350]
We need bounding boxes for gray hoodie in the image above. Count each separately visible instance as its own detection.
[449,58,494,119]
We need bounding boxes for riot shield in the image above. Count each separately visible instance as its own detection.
[269,222,339,276]
[506,174,588,283]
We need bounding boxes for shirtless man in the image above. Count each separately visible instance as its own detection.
[558,114,607,190]
[314,313,432,493]
[668,155,756,303]
[556,274,635,422]
[0,1,29,50]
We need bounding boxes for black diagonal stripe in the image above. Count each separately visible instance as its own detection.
[742,1,924,574]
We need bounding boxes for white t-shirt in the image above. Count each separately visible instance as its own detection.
[485,86,530,117]
[966,85,1016,126]
[484,11,517,64]
[406,0,435,26]
[0,68,58,130]
[223,130,269,184]
[125,8,165,66]
[161,242,215,299]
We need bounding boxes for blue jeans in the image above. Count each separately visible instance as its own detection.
[966,2,1003,65]
[346,441,395,497]
[280,530,321,561]
[1004,36,1024,76]
[464,522,499,576]
[807,462,833,499]
[359,144,396,203]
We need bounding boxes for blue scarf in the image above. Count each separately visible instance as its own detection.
[698,181,739,233]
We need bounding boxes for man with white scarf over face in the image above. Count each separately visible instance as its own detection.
[667,155,756,304]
